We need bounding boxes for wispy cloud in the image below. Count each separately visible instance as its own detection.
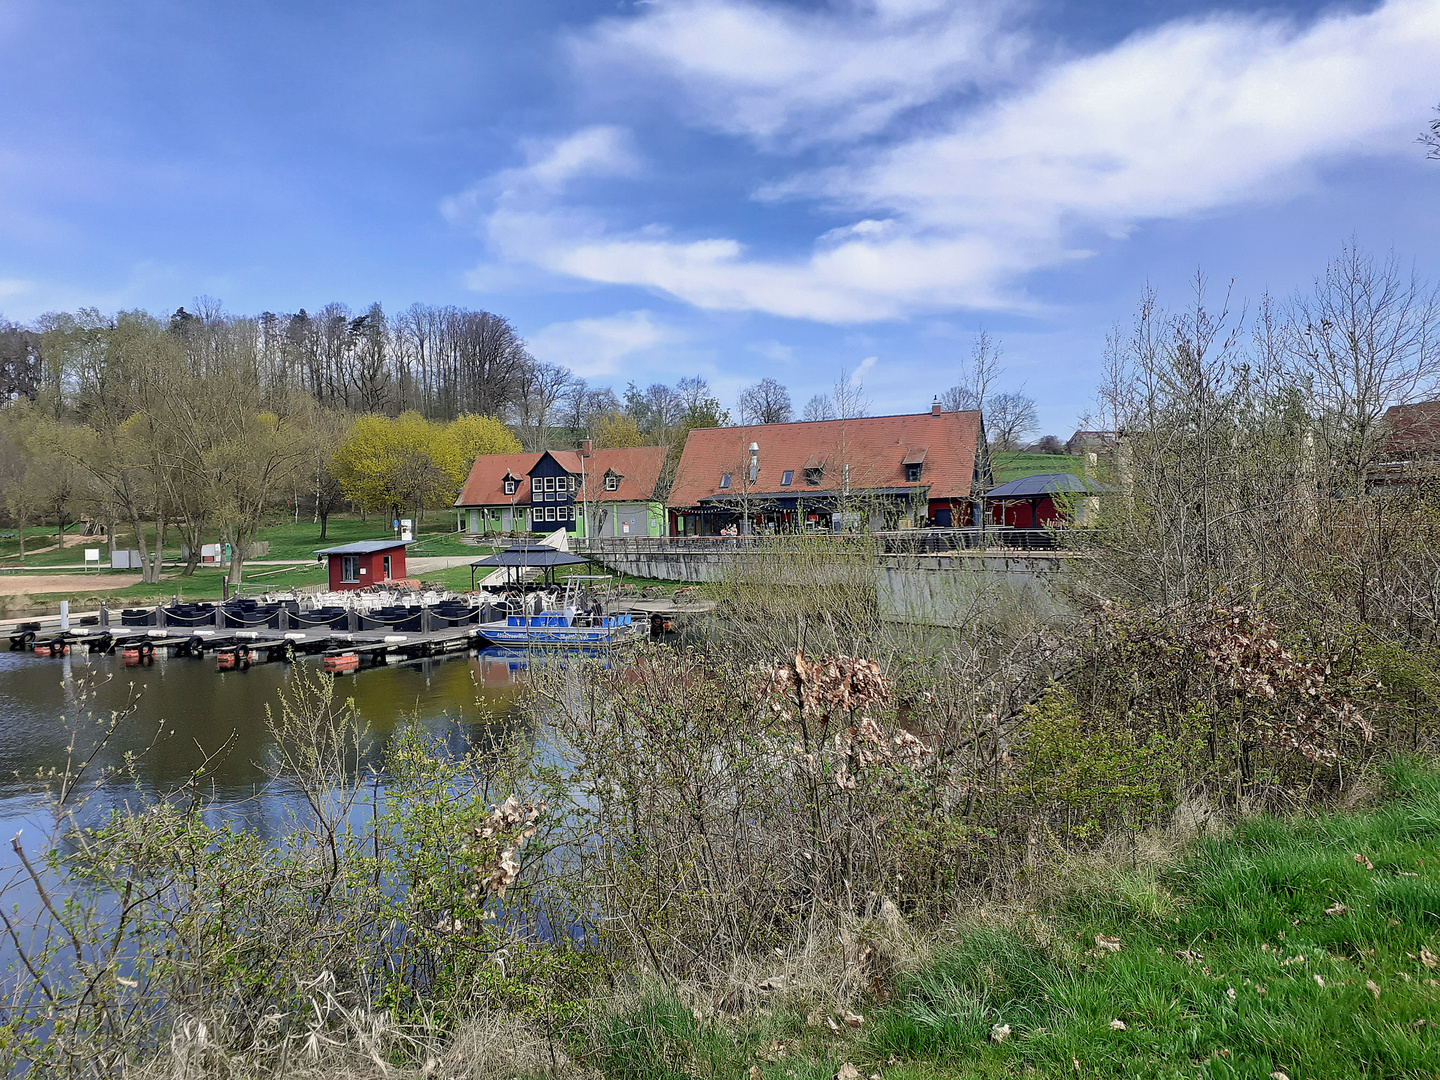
[526,309,678,378]
[571,0,1024,147]
[457,0,1440,324]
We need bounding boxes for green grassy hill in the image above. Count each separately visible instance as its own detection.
[590,760,1440,1080]
[991,452,1080,484]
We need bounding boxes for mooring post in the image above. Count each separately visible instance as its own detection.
[213,603,223,629]
[422,604,432,634]
[279,607,290,631]
[155,604,167,628]
[98,604,109,628]
[347,608,359,632]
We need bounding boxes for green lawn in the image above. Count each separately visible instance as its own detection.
[588,760,1440,1079]
[991,452,1080,484]
[0,514,471,569]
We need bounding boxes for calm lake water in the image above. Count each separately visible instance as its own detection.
[0,645,532,839]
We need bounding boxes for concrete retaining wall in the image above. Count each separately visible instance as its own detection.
[582,541,1076,626]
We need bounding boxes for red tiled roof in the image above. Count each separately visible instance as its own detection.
[1381,401,1440,458]
[668,410,986,508]
[455,446,669,507]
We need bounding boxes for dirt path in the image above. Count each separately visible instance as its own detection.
[0,574,141,596]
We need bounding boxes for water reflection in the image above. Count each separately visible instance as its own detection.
[0,646,526,816]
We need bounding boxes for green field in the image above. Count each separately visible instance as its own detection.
[591,760,1440,1079]
[991,452,1081,484]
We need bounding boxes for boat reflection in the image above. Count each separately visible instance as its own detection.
[472,646,615,686]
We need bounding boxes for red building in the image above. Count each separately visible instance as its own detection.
[986,472,1101,527]
[666,403,991,534]
[315,539,411,591]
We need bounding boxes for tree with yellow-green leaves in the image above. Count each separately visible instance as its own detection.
[593,412,646,449]
[448,413,521,468]
[332,411,468,521]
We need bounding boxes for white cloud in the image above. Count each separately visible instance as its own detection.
[526,310,679,378]
[442,125,637,229]
[573,0,1023,147]
[851,355,878,383]
[0,279,32,299]
[748,339,796,363]
[465,0,1440,324]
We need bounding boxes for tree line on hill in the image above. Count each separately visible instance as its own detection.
[0,295,1062,586]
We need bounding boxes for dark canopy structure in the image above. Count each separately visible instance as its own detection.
[469,544,590,590]
[984,472,1108,498]
[982,471,1112,531]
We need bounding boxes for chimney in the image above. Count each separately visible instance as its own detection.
[931,396,942,416]
[581,439,593,457]
[749,441,759,482]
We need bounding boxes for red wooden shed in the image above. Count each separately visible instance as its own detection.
[314,539,412,591]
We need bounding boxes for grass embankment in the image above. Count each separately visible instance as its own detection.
[595,762,1440,1080]
[991,452,1079,484]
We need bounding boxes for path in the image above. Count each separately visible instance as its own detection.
[0,573,142,596]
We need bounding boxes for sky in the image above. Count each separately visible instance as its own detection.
[1,0,1437,435]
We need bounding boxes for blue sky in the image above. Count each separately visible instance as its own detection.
[2,0,1437,435]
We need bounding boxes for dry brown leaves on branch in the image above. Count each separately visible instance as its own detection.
[1097,602,1376,763]
[766,652,890,719]
[472,795,544,898]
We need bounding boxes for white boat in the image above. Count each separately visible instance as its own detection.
[473,576,643,649]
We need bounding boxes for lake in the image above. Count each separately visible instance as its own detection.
[0,645,531,842]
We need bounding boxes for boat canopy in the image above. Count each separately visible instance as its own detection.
[469,545,590,569]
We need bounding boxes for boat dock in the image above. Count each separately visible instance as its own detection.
[12,620,484,669]
[3,585,710,671]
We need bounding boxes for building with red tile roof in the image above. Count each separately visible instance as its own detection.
[667,402,990,534]
[1369,400,1440,492]
[454,444,670,537]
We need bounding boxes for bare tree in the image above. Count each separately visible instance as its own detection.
[1286,242,1440,490]
[802,394,834,422]
[831,366,869,420]
[512,359,573,451]
[1423,104,1440,160]
[737,377,793,424]
[346,302,389,412]
[987,392,1039,451]
[941,330,1004,411]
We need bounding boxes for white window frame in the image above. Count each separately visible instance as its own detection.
[531,476,542,494]
[543,476,555,491]
[340,554,360,583]
[605,474,618,491]
[504,478,516,495]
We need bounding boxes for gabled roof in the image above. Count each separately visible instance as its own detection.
[455,446,669,507]
[580,445,669,503]
[1381,401,1440,459]
[315,539,414,556]
[668,410,986,508]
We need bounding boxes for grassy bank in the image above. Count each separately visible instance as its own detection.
[585,760,1440,1080]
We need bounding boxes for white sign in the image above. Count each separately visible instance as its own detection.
[84,548,100,563]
